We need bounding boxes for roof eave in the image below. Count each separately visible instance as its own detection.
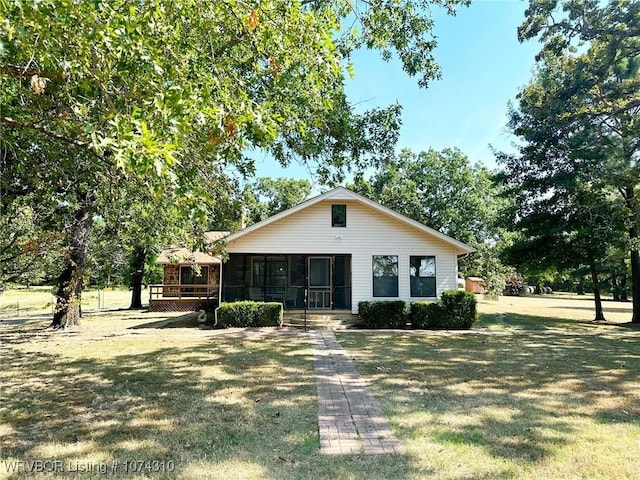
[224,186,476,253]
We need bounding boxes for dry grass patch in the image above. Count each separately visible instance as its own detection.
[0,287,133,320]
[1,312,409,479]
[338,330,640,480]
[2,293,639,479]
[476,293,637,330]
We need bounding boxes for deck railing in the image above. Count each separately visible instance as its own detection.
[149,284,220,301]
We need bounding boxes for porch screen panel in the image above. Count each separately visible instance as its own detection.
[266,257,287,302]
[250,257,266,301]
[287,256,306,309]
[223,254,249,302]
[249,256,288,302]
[334,255,351,309]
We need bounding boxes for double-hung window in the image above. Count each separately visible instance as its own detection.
[410,256,436,297]
[373,255,399,297]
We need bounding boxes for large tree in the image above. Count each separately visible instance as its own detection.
[0,130,99,326]
[243,177,312,226]
[0,175,63,288]
[499,170,627,319]
[1,0,469,326]
[351,148,497,244]
[505,0,640,322]
[350,148,507,292]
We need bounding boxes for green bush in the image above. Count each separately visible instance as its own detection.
[256,302,284,326]
[216,301,283,328]
[410,301,444,329]
[411,290,477,329]
[358,301,408,329]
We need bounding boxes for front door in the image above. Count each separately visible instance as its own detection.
[308,257,331,309]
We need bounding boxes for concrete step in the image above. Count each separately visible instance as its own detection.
[283,312,358,329]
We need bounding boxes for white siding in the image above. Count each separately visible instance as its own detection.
[226,199,460,313]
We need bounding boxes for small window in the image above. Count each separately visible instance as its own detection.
[410,256,436,297]
[180,266,208,285]
[332,204,347,227]
[373,255,398,297]
[180,266,209,297]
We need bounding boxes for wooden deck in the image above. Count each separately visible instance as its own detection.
[148,284,219,312]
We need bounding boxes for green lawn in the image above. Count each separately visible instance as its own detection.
[1,294,639,479]
[338,330,639,479]
[0,287,134,319]
[476,293,638,330]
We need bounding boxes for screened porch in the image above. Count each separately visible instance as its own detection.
[222,254,352,310]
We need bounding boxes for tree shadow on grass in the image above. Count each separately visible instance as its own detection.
[477,311,635,330]
[550,304,635,314]
[337,325,640,478]
[1,326,410,479]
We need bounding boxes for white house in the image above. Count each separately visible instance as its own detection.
[150,187,474,313]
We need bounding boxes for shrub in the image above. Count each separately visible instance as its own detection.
[411,290,477,329]
[410,301,445,329]
[255,302,284,326]
[216,301,283,328]
[358,301,408,329]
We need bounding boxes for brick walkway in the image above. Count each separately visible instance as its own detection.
[311,330,405,455]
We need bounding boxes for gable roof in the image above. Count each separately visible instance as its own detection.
[156,231,230,264]
[156,247,221,264]
[225,187,475,255]
[205,231,231,243]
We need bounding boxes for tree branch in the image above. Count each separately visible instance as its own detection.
[1,64,66,81]
[0,116,90,148]
[585,98,640,120]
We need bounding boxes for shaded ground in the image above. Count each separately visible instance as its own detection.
[338,328,640,479]
[1,294,639,479]
[0,312,408,480]
[476,293,637,330]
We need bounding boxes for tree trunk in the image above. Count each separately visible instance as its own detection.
[627,186,640,323]
[611,259,629,301]
[589,261,606,322]
[611,267,620,301]
[129,246,147,309]
[619,258,628,301]
[631,240,640,323]
[52,207,92,328]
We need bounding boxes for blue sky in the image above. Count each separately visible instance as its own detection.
[253,0,542,182]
